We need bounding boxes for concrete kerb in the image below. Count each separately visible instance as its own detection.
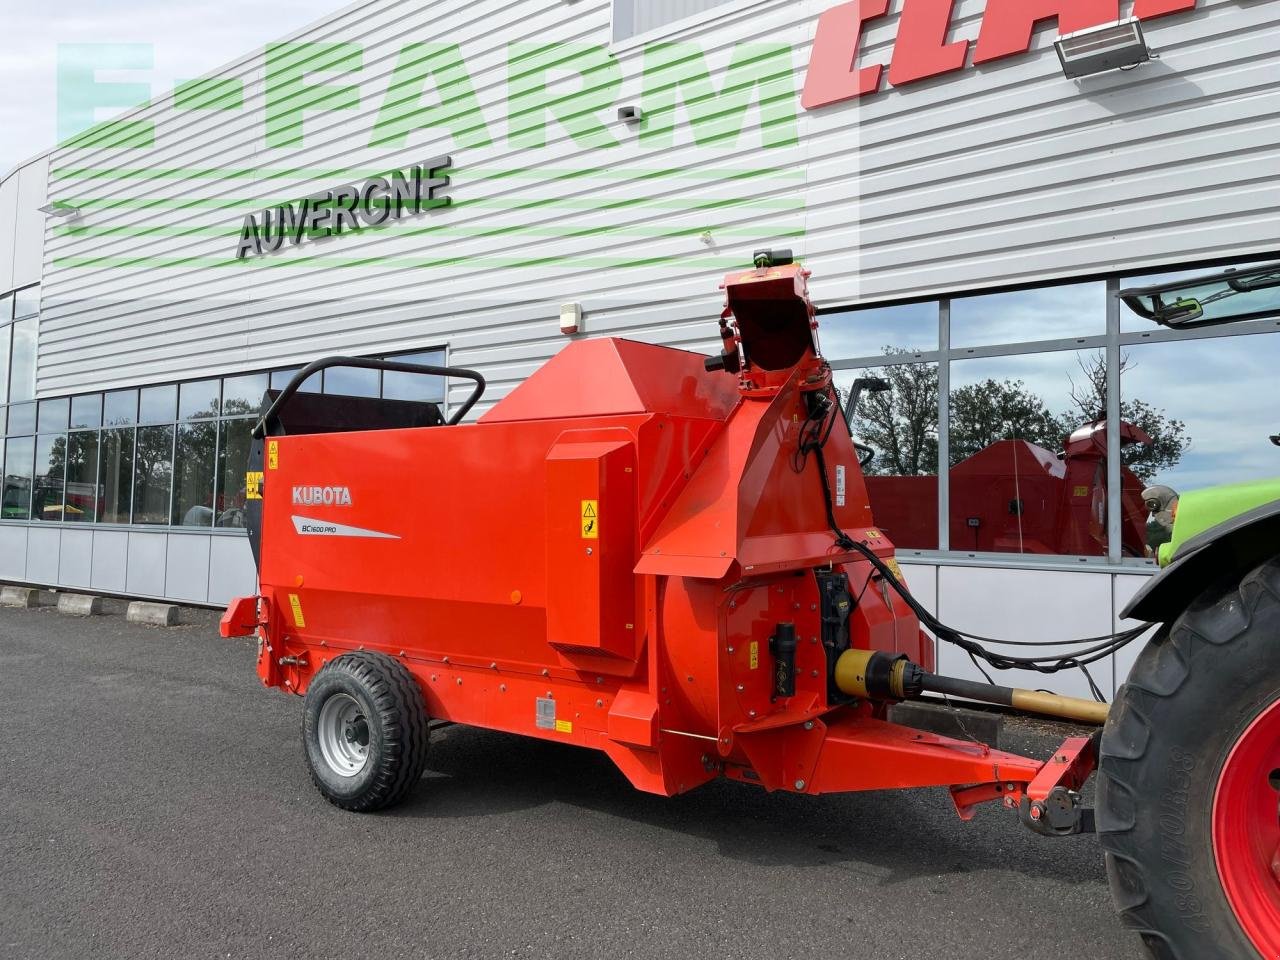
[57,593,106,617]
[0,585,42,608]
[127,601,182,627]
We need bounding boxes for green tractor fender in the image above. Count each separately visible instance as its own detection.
[1123,496,1280,622]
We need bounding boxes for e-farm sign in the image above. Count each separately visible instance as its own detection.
[234,157,452,260]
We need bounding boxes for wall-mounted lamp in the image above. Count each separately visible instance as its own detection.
[39,201,82,220]
[1055,18,1151,79]
[617,106,644,125]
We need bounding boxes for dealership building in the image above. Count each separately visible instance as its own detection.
[1,0,1277,699]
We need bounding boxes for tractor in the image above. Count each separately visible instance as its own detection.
[222,253,1280,959]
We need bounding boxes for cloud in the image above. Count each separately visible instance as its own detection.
[0,0,336,176]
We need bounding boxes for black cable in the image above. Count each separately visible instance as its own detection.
[804,383,1155,686]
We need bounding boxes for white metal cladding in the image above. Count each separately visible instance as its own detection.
[36,0,1280,412]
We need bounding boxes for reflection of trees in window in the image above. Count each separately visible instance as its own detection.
[848,348,1189,484]
[99,429,133,524]
[132,425,174,524]
[64,432,99,522]
[215,419,254,528]
[2,436,34,520]
[173,421,217,526]
[1063,353,1189,484]
[844,353,938,477]
[32,435,65,521]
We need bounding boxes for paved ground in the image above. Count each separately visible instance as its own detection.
[0,600,1141,960]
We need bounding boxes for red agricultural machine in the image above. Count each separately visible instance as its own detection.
[223,253,1280,960]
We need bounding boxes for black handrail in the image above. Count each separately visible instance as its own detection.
[252,356,486,439]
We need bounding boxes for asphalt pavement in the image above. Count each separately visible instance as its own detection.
[0,600,1141,960]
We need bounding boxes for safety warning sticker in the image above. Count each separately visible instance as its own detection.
[268,440,280,470]
[287,593,306,628]
[555,719,573,734]
[835,465,847,507]
[581,500,599,539]
[245,471,265,500]
[749,641,759,670]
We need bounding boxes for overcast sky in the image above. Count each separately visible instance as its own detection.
[0,0,344,176]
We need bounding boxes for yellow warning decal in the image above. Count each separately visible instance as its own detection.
[268,440,280,470]
[885,558,904,582]
[288,593,306,628]
[581,500,599,540]
[555,719,573,734]
[245,471,265,500]
[749,641,759,670]
[1073,485,1090,498]
[866,529,883,540]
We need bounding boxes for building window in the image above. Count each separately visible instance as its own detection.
[828,257,1280,562]
[613,0,741,41]
[0,346,448,531]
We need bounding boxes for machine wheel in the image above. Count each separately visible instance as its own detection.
[302,652,430,812]
[1098,556,1280,959]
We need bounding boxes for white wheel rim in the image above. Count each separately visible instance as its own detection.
[317,693,370,778]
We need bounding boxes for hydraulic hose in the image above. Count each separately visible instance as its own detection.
[805,382,1153,703]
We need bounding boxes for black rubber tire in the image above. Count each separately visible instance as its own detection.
[302,652,430,812]
[1097,556,1280,960]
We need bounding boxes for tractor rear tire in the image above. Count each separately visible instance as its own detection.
[302,652,430,812]
[1097,556,1280,960]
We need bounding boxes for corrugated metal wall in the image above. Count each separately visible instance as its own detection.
[37,0,1280,411]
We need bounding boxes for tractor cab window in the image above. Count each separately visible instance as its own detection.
[1121,261,1280,331]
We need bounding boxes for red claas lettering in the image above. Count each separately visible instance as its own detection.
[803,0,1205,110]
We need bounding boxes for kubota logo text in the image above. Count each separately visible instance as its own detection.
[292,485,353,506]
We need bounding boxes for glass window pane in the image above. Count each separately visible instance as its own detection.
[139,385,176,425]
[271,367,321,393]
[32,434,66,521]
[38,397,70,434]
[382,351,447,402]
[0,293,12,322]
[178,379,220,420]
[103,389,138,426]
[822,304,938,360]
[951,283,1106,349]
[215,418,254,528]
[6,402,35,436]
[222,373,268,417]
[1122,334,1280,517]
[132,425,174,524]
[70,394,103,429]
[949,350,1122,557]
[0,323,10,405]
[838,363,940,549]
[9,316,37,403]
[173,421,217,526]
[98,428,134,524]
[323,366,380,398]
[64,431,100,523]
[2,435,33,519]
[13,286,38,319]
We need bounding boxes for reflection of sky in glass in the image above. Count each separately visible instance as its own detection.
[1120,259,1280,332]
[821,302,938,360]
[1122,334,1280,491]
[952,283,1106,348]
[950,350,1098,426]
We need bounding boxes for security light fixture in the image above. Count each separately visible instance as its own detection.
[617,106,644,125]
[39,201,82,220]
[1055,18,1151,79]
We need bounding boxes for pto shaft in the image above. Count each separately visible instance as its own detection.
[835,649,1111,726]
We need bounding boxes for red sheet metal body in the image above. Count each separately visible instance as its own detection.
[232,261,1086,812]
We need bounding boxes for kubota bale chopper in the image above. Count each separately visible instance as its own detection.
[223,253,1280,960]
